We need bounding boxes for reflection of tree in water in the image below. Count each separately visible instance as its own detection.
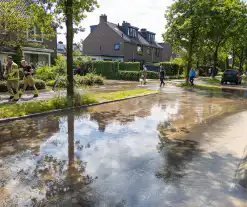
[156,121,201,184]
[89,99,153,132]
[16,114,97,206]
[0,116,60,156]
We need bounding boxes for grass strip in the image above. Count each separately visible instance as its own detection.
[0,88,155,119]
[178,83,222,91]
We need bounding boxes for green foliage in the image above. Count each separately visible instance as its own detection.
[35,65,57,81]
[117,71,139,81]
[163,0,247,80]
[80,61,119,79]
[55,54,67,73]
[75,73,104,86]
[0,0,55,47]
[46,74,104,88]
[119,62,140,71]
[159,62,181,76]
[35,55,67,81]
[117,71,158,81]
[33,0,99,36]
[0,79,46,92]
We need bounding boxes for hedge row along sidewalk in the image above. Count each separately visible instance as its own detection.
[0,88,157,120]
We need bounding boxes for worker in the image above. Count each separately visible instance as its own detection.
[19,59,38,98]
[4,56,20,101]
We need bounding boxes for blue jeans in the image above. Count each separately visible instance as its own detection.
[190,76,194,85]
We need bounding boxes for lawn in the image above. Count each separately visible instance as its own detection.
[0,88,155,119]
[178,83,222,91]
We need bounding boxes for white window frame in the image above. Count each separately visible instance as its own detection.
[27,26,44,43]
[23,51,51,66]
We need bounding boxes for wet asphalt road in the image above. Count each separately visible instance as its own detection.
[1,87,247,206]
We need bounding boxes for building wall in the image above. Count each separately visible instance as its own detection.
[90,56,124,62]
[123,43,162,63]
[83,23,124,57]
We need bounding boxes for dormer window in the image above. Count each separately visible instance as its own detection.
[148,33,155,42]
[128,27,137,38]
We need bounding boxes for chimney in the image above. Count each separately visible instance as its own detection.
[100,14,107,23]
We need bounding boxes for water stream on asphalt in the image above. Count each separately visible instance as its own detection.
[1,87,247,206]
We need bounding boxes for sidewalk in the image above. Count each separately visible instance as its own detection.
[0,80,160,105]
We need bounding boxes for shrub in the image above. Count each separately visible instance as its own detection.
[117,71,139,81]
[80,61,119,79]
[35,65,57,81]
[117,71,159,81]
[146,71,159,79]
[119,62,140,71]
[0,79,46,92]
[159,62,180,76]
[75,73,104,86]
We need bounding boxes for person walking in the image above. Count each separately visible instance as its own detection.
[159,65,165,87]
[19,59,38,98]
[189,68,196,86]
[4,56,20,101]
[143,64,147,85]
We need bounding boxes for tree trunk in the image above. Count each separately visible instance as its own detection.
[232,49,236,69]
[213,44,219,77]
[66,0,74,106]
[186,34,194,84]
[68,113,75,185]
[239,48,245,71]
[225,56,229,71]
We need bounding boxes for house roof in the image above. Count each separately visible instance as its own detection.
[106,22,162,49]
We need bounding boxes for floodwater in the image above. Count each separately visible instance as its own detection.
[1,87,247,206]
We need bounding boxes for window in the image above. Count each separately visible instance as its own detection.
[27,26,43,42]
[114,43,120,50]
[137,45,143,55]
[128,27,137,38]
[147,47,151,55]
[155,48,160,57]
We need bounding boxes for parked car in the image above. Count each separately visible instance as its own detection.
[221,69,242,85]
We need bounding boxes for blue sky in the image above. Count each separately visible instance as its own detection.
[57,0,173,44]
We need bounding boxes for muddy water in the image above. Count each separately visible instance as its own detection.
[1,88,247,206]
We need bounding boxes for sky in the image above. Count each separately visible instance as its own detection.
[57,0,173,44]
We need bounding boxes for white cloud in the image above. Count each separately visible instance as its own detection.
[57,0,173,44]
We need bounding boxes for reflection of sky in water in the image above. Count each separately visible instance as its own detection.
[2,93,247,206]
[1,101,181,206]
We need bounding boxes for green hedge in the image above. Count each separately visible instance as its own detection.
[80,61,119,79]
[117,71,139,81]
[117,71,159,81]
[159,62,181,76]
[46,74,104,88]
[0,79,46,92]
[119,62,140,71]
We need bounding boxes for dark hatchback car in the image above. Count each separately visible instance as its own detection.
[221,69,242,85]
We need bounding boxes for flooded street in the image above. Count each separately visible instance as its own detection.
[1,87,247,206]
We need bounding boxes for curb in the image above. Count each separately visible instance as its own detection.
[0,92,159,123]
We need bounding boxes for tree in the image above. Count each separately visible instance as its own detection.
[0,0,55,50]
[32,0,99,106]
[163,0,208,83]
[204,0,244,76]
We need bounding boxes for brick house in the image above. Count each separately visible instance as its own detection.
[159,43,179,61]
[0,27,57,67]
[83,14,164,64]
[0,0,57,67]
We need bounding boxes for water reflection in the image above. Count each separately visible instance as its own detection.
[0,116,60,156]
[1,91,247,206]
